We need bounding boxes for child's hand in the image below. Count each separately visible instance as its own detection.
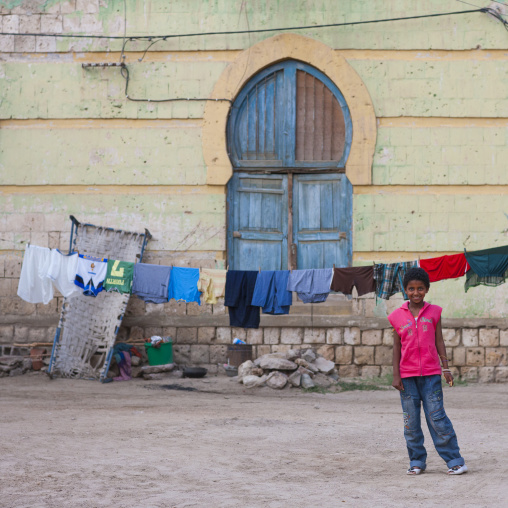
[444,371,454,387]
[392,376,404,391]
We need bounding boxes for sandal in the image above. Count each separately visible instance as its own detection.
[407,466,423,475]
[447,464,468,475]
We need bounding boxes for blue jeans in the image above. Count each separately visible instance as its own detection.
[400,375,465,469]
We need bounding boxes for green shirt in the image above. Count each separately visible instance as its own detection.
[104,259,134,294]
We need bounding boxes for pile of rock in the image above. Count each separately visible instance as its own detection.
[0,356,33,377]
[237,348,339,390]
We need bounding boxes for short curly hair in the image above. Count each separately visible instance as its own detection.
[403,267,430,290]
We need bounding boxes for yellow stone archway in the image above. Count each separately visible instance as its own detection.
[203,33,376,186]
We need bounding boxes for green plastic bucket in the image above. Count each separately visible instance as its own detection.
[144,341,173,366]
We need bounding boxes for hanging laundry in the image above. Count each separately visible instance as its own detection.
[287,268,333,304]
[419,253,470,283]
[45,249,80,298]
[132,263,171,304]
[251,270,293,315]
[17,244,54,304]
[465,245,508,278]
[168,266,201,305]
[330,266,375,296]
[225,270,260,328]
[197,268,227,304]
[464,267,508,292]
[373,261,417,300]
[74,254,108,297]
[103,259,135,294]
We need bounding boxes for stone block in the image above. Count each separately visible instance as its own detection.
[466,348,484,366]
[13,326,29,342]
[176,328,198,344]
[129,326,144,342]
[462,328,478,347]
[354,346,375,365]
[500,330,508,347]
[212,300,226,315]
[303,327,326,344]
[326,328,342,344]
[495,367,508,383]
[210,345,228,364]
[271,344,291,354]
[383,329,394,345]
[125,297,145,317]
[452,347,466,367]
[246,328,263,345]
[344,327,361,345]
[28,328,51,342]
[5,257,22,278]
[361,366,381,378]
[485,347,507,367]
[215,327,231,344]
[460,366,478,382]
[163,300,186,315]
[40,14,63,33]
[203,363,219,375]
[198,327,215,344]
[479,328,500,347]
[338,365,359,378]
[254,345,271,358]
[316,345,335,361]
[375,346,392,366]
[263,327,280,345]
[224,327,244,342]
[173,345,191,365]
[443,329,460,347]
[162,327,177,340]
[187,302,213,316]
[335,345,353,364]
[478,366,495,383]
[145,327,163,338]
[362,330,382,346]
[380,365,392,377]
[0,325,14,341]
[190,345,210,364]
[36,299,59,316]
[14,35,35,52]
[280,327,303,345]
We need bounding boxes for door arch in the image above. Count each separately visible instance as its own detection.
[227,60,353,271]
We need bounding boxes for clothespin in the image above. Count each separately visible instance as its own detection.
[258,266,261,273]
[333,263,335,270]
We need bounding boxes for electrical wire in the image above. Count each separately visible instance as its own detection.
[0,8,488,41]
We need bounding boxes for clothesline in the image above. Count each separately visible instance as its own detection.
[17,244,508,329]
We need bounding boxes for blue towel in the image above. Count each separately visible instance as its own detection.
[251,270,292,314]
[287,268,333,303]
[168,266,201,305]
[132,263,171,304]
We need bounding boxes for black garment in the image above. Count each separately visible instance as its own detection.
[224,270,260,329]
[465,245,508,278]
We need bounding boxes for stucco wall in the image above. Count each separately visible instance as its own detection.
[1,0,508,379]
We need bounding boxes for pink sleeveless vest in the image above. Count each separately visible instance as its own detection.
[387,301,443,378]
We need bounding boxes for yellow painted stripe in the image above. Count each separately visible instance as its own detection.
[353,251,462,263]
[3,49,508,63]
[354,185,508,195]
[0,185,225,195]
[379,117,508,128]
[0,118,202,129]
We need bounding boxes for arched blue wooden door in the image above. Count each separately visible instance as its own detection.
[227,60,353,271]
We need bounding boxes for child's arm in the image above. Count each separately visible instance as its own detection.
[392,329,404,391]
[435,318,454,386]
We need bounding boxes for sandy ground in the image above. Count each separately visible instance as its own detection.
[0,374,506,508]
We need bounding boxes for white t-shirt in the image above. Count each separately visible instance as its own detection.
[17,244,54,304]
[45,250,80,298]
[74,255,108,296]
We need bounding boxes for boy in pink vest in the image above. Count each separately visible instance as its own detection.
[388,267,467,475]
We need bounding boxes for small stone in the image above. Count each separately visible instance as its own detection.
[266,371,288,389]
[131,366,143,378]
[286,349,301,361]
[329,370,339,381]
[0,356,22,366]
[141,363,175,374]
[143,372,173,380]
[131,356,141,366]
[238,360,254,380]
[313,357,335,374]
[301,373,315,389]
[0,364,13,372]
[295,358,310,368]
[313,373,332,388]
[258,356,298,371]
[22,358,32,371]
[9,367,23,377]
[305,362,319,374]
[251,367,264,376]
[298,366,315,378]
[302,349,316,363]
[243,374,267,388]
[288,371,302,387]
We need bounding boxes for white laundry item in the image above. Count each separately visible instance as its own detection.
[45,250,80,298]
[74,254,108,296]
[17,244,54,304]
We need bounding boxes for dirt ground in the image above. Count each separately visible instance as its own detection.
[1,374,506,508]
